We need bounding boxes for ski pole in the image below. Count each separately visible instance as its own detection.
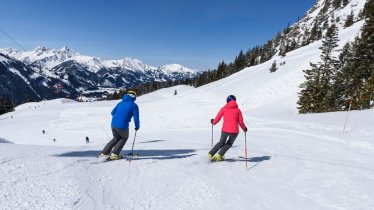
[343,98,352,132]
[130,130,137,154]
[211,123,214,149]
[245,132,248,171]
[129,130,137,163]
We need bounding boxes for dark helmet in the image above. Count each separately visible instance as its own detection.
[127,90,137,100]
[226,95,236,103]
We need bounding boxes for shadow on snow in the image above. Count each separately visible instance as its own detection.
[225,155,271,171]
[225,155,271,163]
[138,139,166,144]
[54,149,196,161]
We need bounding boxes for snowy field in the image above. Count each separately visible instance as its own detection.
[1,22,374,209]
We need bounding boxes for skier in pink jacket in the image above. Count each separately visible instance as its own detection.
[209,95,247,161]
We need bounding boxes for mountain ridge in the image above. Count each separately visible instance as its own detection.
[0,47,199,104]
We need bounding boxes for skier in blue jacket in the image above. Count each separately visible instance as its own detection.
[98,90,140,160]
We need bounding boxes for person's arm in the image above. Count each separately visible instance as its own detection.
[133,104,140,130]
[238,110,247,132]
[212,107,224,125]
[111,105,118,116]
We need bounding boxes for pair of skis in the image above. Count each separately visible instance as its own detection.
[96,131,138,164]
[210,156,247,162]
[95,153,140,164]
[106,153,141,161]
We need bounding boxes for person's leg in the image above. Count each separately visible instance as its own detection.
[209,132,229,155]
[218,133,238,156]
[111,128,129,155]
[101,127,121,155]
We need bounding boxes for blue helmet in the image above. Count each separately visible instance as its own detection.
[226,95,236,103]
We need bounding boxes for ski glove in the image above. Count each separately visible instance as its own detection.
[243,127,248,132]
[210,119,214,124]
[135,127,139,131]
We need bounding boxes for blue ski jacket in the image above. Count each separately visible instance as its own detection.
[111,95,140,130]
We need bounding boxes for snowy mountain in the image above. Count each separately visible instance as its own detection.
[0,47,198,104]
[0,46,199,75]
[275,0,366,56]
[0,53,61,104]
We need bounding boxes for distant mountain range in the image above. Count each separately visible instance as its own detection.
[0,47,198,104]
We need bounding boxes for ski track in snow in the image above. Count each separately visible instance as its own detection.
[1,113,373,210]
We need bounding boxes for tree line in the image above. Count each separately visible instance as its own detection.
[0,98,15,115]
[185,0,361,88]
[298,0,374,113]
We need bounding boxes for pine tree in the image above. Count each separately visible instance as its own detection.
[319,24,340,111]
[298,63,324,113]
[214,61,227,81]
[345,0,374,109]
[362,74,374,108]
[342,0,349,7]
[344,10,354,28]
[362,0,374,59]
[112,91,119,100]
[308,21,319,43]
[234,50,247,71]
[335,40,359,109]
[0,98,15,115]
[333,0,342,9]
[322,0,331,14]
[269,60,278,73]
[361,0,374,109]
[335,42,355,109]
[298,24,340,113]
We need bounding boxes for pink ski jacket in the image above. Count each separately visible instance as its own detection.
[212,101,247,134]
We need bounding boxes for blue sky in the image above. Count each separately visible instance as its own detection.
[0,0,315,71]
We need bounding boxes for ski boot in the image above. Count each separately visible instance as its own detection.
[208,153,213,159]
[109,153,123,160]
[97,153,110,159]
[212,154,224,162]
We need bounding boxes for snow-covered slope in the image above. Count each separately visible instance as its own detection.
[201,19,365,115]
[0,84,373,209]
[1,13,373,209]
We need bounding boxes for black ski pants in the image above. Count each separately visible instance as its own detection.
[102,127,129,155]
[209,131,238,156]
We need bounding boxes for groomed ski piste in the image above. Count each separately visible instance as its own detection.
[1,21,374,210]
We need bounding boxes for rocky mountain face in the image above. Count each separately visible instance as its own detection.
[0,47,198,104]
[275,0,366,56]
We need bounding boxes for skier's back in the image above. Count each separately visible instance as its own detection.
[209,95,247,161]
[98,91,140,160]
